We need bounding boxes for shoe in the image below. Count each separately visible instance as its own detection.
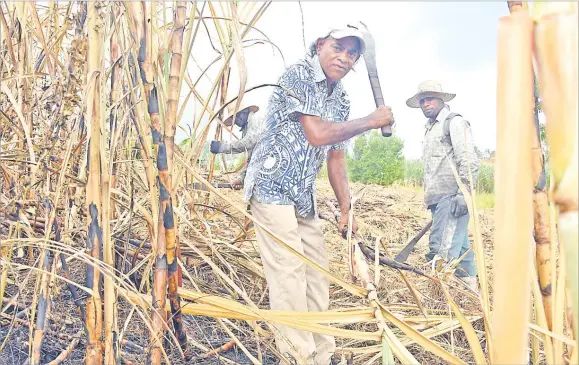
[457,276,479,294]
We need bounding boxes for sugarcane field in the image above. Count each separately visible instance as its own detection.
[0,1,577,365]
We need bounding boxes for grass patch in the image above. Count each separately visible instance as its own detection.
[475,192,495,209]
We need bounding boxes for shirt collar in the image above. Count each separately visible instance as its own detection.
[426,105,451,128]
[309,54,328,83]
[306,54,344,98]
[435,105,451,123]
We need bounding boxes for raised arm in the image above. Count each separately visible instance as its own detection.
[298,106,392,147]
[278,64,393,147]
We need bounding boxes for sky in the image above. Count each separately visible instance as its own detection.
[177,1,509,160]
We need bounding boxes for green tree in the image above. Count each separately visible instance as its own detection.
[346,130,405,186]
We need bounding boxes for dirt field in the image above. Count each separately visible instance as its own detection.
[0,179,495,365]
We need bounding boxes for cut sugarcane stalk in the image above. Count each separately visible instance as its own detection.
[506,0,554,331]
[164,1,189,357]
[85,3,104,363]
[493,12,535,365]
[534,7,579,349]
[31,205,55,365]
[131,2,169,363]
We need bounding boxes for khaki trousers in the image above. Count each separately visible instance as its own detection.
[250,198,335,365]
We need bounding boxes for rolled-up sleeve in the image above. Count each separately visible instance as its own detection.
[449,117,480,191]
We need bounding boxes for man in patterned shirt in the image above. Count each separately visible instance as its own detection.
[243,25,394,365]
[406,80,479,292]
[209,104,261,189]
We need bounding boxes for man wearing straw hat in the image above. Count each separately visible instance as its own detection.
[210,104,262,189]
[406,80,480,293]
[243,24,394,365]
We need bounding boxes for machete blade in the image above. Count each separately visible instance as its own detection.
[393,219,433,263]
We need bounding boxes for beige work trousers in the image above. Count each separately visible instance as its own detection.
[250,198,335,365]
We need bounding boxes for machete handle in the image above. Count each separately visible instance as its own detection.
[368,74,392,137]
[381,125,393,138]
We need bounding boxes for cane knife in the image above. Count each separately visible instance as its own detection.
[351,22,393,137]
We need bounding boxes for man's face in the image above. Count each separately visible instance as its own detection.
[316,36,361,83]
[233,109,250,129]
[419,97,445,119]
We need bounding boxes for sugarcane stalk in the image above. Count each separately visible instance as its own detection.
[163,1,189,357]
[164,1,186,179]
[13,3,27,160]
[91,5,120,364]
[531,254,555,364]
[533,4,579,348]
[553,237,568,364]
[492,12,535,365]
[120,42,158,243]
[68,3,88,207]
[201,339,235,359]
[130,1,161,232]
[31,203,55,365]
[150,171,168,365]
[145,82,162,157]
[109,6,122,222]
[134,2,153,102]
[507,0,555,334]
[130,1,171,362]
[568,287,576,341]
[85,2,105,363]
[533,184,554,326]
[506,0,556,336]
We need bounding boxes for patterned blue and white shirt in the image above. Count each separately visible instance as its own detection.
[243,54,351,217]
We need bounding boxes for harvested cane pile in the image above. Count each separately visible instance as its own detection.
[0,1,577,365]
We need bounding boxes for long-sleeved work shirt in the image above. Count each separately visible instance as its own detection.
[422,106,479,207]
[220,113,265,181]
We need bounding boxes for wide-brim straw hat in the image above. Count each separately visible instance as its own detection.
[406,80,456,108]
[312,24,367,55]
[223,104,259,127]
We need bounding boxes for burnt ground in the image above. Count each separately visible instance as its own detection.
[0,180,495,365]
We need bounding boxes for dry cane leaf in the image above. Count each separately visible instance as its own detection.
[440,284,487,365]
[229,2,247,127]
